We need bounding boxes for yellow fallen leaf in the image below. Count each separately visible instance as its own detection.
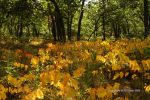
[87,88,96,100]
[36,89,44,99]
[145,85,150,93]
[96,87,107,98]
[112,65,121,70]
[119,72,124,78]
[73,67,85,78]
[96,55,106,63]
[113,73,120,80]
[31,56,39,66]
[69,78,79,90]
[132,74,137,79]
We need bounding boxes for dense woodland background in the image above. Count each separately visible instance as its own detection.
[0,0,149,41]
[0,0,150,100]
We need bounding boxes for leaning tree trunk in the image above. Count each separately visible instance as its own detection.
[77,0,86,41]
[50,0,66,42]
[88,15,101,41]
[144,0,149,37]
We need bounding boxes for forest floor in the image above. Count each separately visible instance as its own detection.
[0,36,150,100]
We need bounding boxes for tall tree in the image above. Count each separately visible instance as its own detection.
[144,0,149,37]
[77,0,86,41]
[50,0,66,42]
[67,0,72,41]
[12,0,33,37]
[65,0,79,41]
[102,0,106,40]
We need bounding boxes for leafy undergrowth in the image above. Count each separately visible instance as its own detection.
[0,37,150,100]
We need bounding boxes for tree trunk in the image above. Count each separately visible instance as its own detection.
[50,0,66,42]
[33,23,39,37]
[48,2,57,41]
[144,0,149,37]
[51,16,57,41]
[27,25,30,37]
[67,0,72,41]
[118,26,121,38]
[88,17,100,40]
[102,15,106,40]
[122,25,127,35]
[112,22,117,38]
[19,19,23,37]
[77,0,86,41]
[16,16,23,37]
[102,0,106,40]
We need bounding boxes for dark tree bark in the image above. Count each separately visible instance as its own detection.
[67,0,71,41]
[122,25,127,35]
[102,0,106,40]
[16,16,23,37]
[77,0,86,41]
[112,22,120,39]
[50,14,60,41]
[50,0,66,42]
[67,0,75,41]
[19,19,23,37]
[32,23,39,37]
[51,16,57,41]
[144,0,149,37]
